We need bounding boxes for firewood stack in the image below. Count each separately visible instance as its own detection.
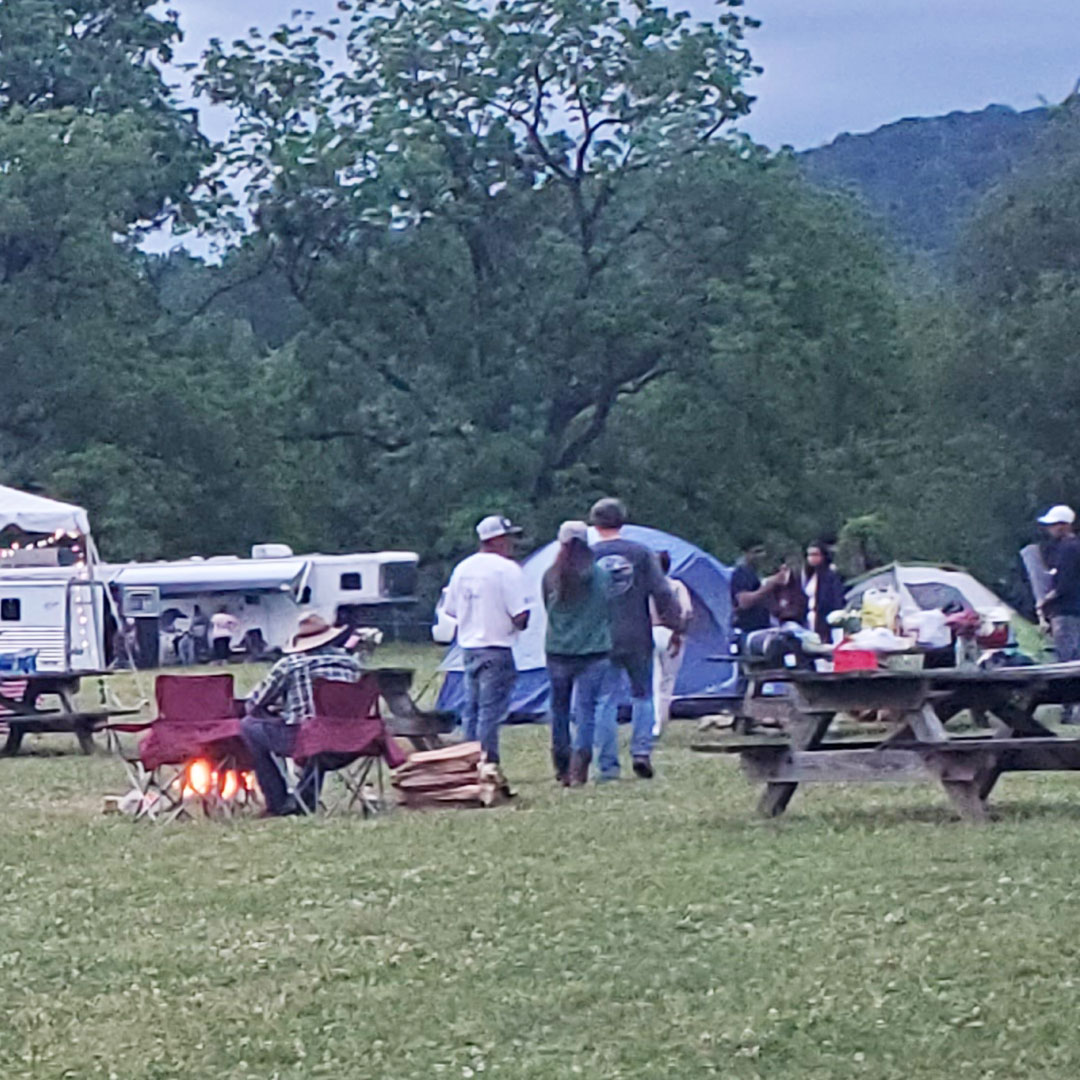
[392,741,514,809]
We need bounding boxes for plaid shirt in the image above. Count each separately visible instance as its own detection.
[246,648,364,725]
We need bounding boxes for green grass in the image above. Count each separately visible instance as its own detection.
[5,646,1080,1077]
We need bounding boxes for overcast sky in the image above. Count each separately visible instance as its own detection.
[168,0,1080,149]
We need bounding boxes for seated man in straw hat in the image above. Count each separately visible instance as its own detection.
[241,613,363,816]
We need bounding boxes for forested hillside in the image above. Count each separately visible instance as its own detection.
[1,1,1078,608]
[801,104,1050,255]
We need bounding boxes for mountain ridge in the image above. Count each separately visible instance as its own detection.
[798,103,1051,254]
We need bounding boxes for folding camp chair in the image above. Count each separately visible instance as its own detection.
[291,675,407,817]
[111,674,258,822]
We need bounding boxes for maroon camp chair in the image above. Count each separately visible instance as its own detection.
[114,674,256,821]
[291,675,407,816]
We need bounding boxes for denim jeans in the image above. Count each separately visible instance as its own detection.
[548,653,609,776]
[1052,615,1080,722]
[240,716,349,814]
[462,647,517,762]
[592,651,655,778]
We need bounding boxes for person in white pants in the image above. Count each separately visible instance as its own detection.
[651,551,693,736]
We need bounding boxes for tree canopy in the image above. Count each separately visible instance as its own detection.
[0,0,1074,611]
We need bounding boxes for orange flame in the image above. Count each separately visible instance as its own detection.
[186,759,213,797]
[220,770,239,801]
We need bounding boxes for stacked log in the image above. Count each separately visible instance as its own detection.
[393,741,513,808]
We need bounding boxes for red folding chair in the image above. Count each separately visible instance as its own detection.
[111,674,257,822]
[291,675,407,816]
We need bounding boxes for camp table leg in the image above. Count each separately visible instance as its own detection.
[51,686,96,755]
[756,712,834,818]
[2,724,25,756]
[975,690,1060,808]
[0,680,40,755]
[988,697,1056,738]
[941,779,990,823]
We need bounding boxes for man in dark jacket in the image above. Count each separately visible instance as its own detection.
[1040,505,1080,723]
[586,498,680,781]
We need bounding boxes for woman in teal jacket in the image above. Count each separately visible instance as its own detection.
[543,521,612,785]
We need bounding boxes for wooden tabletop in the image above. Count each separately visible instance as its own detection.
[0,669,118,682]
[761,662,1080,686]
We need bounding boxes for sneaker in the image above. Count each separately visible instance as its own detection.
[632,756,654,779]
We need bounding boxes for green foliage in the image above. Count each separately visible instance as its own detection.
[802,103,1050,257]
[1,0,1077,615]
[835,514,892,579]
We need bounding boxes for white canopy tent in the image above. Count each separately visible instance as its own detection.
[0,485,91,538]
[0,486,112,675]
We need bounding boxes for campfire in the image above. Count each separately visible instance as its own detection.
[181,759,257,803]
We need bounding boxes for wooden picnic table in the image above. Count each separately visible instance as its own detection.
[0,670,138,756]
[370,668,455,751]
[693,662,1080,822]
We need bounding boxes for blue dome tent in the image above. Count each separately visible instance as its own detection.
[435,525,738,719]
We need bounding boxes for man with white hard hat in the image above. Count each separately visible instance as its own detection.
[442,515,531,764]
[1039,504,1080,722]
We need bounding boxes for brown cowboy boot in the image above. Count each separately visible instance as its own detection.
[568,749,591,787]
[553,749,572,786]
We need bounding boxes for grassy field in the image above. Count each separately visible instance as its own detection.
[4,645,1080,1078]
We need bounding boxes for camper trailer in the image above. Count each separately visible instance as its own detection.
[0,486,107,674]
[102,546,419,665]
[0,565,108,673]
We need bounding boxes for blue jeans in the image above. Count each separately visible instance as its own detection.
[1052,615,1080,722]
[462,647,517,763]
[591,651,655,778]
[548,653,609,776]
[240,716,349,815]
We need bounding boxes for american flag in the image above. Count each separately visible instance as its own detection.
[0,679,28,737]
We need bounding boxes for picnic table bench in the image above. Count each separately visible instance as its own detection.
[371,668,455,751]
[0,671,139,755]
[692,662,1080,822]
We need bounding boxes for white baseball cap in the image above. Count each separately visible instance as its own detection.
[476,514,523,541]
[1038,505,1076,526]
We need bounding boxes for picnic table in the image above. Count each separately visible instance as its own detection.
[693,662,1080,822]
[371,668,455,751]
[0,671,138,756]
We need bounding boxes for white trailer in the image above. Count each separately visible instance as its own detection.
[0,565,107,673]
[102,546,419,664]
[0,487,107,674]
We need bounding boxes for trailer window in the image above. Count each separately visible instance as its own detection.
[340,573,362,592]
[381,562,418,598]
[1,598,21,622]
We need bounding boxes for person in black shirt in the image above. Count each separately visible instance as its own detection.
[589,497,680,781]
[730,540,788,636]
[1039,505,1080,722]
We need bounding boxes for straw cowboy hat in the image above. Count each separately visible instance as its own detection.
[283,613,348,654]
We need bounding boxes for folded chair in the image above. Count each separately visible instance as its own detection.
[111,674,257,822]
[291,675,407,817]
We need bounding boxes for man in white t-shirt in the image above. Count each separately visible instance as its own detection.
[442,515,531,764]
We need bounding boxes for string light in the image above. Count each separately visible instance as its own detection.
[1,530,85,560]
[0,530,95,661]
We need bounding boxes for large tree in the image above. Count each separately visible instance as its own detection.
[196,0,762,527]
[0,2,278,558]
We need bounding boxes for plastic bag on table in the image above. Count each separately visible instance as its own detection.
[860,588,901,632]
